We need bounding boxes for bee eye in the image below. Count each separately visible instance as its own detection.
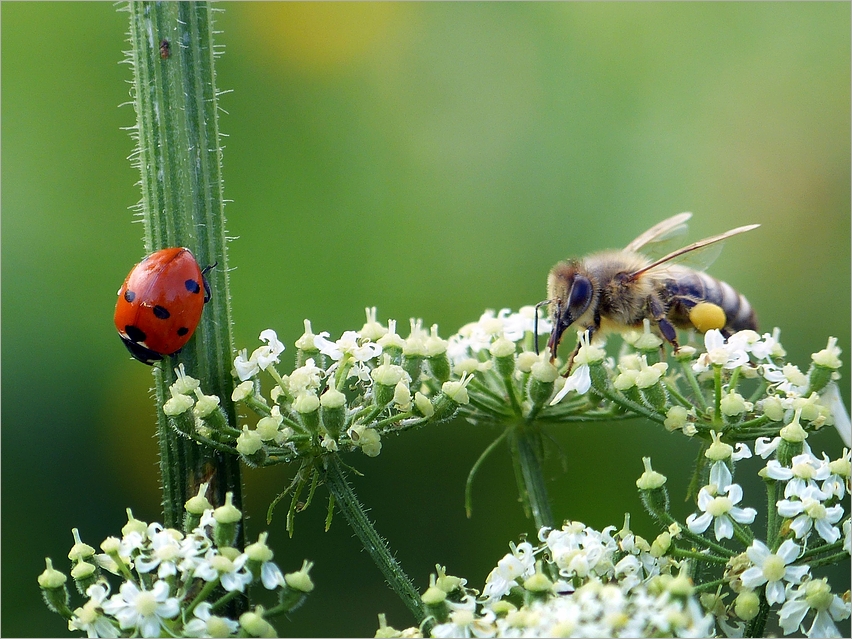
[568,275,593,318]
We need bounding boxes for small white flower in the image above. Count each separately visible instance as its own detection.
[69,582,119,638]
[779,578,851,638]
[101,580,179,637]
[763,362,809,396]
[693,329,749,373]
[134,525,184,579]
[255,329,285,370]
[549,364,591,405]
[482,541,536,602]
[777,485,844,544]
[686,483,757,540]
[314,330,381,362]
[766,453,831,499]
[740,539,808,605]
[287,358,324,395]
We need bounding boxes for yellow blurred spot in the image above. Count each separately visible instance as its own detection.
[240,4,406,74]
[689,302,726,332]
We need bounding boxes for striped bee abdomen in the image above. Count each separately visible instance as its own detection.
[663,269,757,333]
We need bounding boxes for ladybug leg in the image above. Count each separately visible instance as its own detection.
[201,262,217,303]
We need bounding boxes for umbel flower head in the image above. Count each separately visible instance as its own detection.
[38,486,313,637]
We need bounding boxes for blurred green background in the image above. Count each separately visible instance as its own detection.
[3,2,850,637]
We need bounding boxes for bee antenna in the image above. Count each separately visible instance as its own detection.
[534,299,550,355]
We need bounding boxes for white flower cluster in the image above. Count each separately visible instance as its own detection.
[654,431,851,637]
[381,520,713,638]
[38,488,313,638]
[224,308,483,465]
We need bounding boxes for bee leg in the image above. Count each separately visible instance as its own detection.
[648,296,680,353]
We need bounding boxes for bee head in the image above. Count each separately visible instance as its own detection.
[546,261,594,360]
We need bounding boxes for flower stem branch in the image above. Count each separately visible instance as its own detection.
[319,454,425,623]
[509,424,555,531]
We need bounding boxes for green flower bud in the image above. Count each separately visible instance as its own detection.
[121,509,147,539]
[245,532,274,564]
[185,482,213,516]
[70,560,98,594]
[68,529,95,563]
[38,557,67,590]
[236,427,264,456]
[421,584,449,623]
[414,392,434,418]
[734,590,760,620]
[320,388,346,439]
[213,492,242,548]
[163,393,194,416]
[240,608,277,638]
[38,558,69,615]
[284,560,315,593]
[636,457,667,490]
[761,395,785,421]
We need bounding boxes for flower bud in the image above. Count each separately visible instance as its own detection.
[284,559,315,593]
[408,392,432,419]
[320,388,346,439]
[163,393,194,416]
[38,557,67,590]
[38,558,69,614]
[421,584,449,623]
[761,395,785,422]
[70,560,98,594]
[650,532,671,558]
[359,428,382,457]
[231,380,255,402]
[236,427,264,457]
[664,406,689,432]
[245,532,275,564]
[213,492,242,548]
[360,307,388,342]
[184,482,213,531]
[734,590,760,620]
[239,608,277,638]
[192,390,221,419]
[254,409,282,442]
[68,529,95,563]
[523,563,553,601]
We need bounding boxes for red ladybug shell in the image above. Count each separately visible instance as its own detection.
[114,247,209,364]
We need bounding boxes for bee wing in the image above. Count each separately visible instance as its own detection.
[629,224,760,279]
[624,212,692,253]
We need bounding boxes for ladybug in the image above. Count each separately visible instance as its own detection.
[114,247,211,365]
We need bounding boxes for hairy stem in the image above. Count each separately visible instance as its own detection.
[320,455,426,624]
[126,2,242,540]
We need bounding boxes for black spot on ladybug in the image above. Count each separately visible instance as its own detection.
[153,305,171,319]
[185,279,201,294]
[124,325,147,343]
[124,290,136,303]
[177,327,189,336]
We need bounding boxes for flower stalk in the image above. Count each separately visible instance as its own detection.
[319,455,425,623]
[126,0,242,535]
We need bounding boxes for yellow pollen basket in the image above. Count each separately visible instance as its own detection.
[689,302,727,332]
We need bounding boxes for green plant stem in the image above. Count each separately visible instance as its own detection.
[465,430,508,518]
[509,423,555,531]
[320,454,425,624]
[126,1,243,542]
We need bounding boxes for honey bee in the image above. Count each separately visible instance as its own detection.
[541,213,759,370]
